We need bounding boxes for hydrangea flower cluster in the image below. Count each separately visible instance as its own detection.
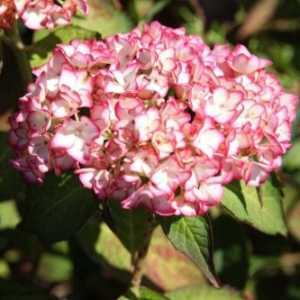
[0,0,87,30]
[10,22,298,216]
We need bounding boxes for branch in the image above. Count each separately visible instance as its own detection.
[237,0,279,40]
[189,0,206,25]
[266,18,300,32]
[130,217,154,291]
[2,23,32,91]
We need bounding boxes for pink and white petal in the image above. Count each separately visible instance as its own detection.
[80,117,99,141]
[152,131,174,160]
[193,129,224,158]
[50,99,76,118]
[67,138,87,163]
[27,111,50,132]
[76,168,97,189]
[51,131,76,149]
[134,108,160,142]
[242,162,269,186]
[194,183,223,205]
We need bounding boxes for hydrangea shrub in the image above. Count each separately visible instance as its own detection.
[10,22,298,216]
[1,3,299,298]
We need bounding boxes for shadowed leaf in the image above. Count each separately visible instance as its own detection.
[20,173,97,243]
[0,279,57,300]
[106,200,152,254]
[213,215,249,289]
[0,132,25,202]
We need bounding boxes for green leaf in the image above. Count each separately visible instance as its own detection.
[146,226,204,290]
[76,215,103,265]
[283,140,300,171]
[166,285,243,300]
[106,200,152,254]
[78,219,132,271]
[52,241,69,255]
[72,0,133,37]
[117,289,139,300]
[248,255,280,277]
[159,216,219,287]
[118,296,135,300]
[222,177,287,236]
[0,279,57,300]
[37,253,73,282]
[29,25,100,68]
[20,173,97,243]
[0,200,21,229]
[119,287,170,300]
[140,287,170,300]
[0,260,10,278]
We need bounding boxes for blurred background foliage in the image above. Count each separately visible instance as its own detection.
[0,0,300,299]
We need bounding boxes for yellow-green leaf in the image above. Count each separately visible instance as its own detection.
[222,178,287,236]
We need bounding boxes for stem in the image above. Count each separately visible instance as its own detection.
[3,23,32,91]
[189,0,206,25]
[112,0,122,10]
[130,217,154,290]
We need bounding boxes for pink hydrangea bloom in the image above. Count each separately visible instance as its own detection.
[0,0,88,30]
[10,22,298,216]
